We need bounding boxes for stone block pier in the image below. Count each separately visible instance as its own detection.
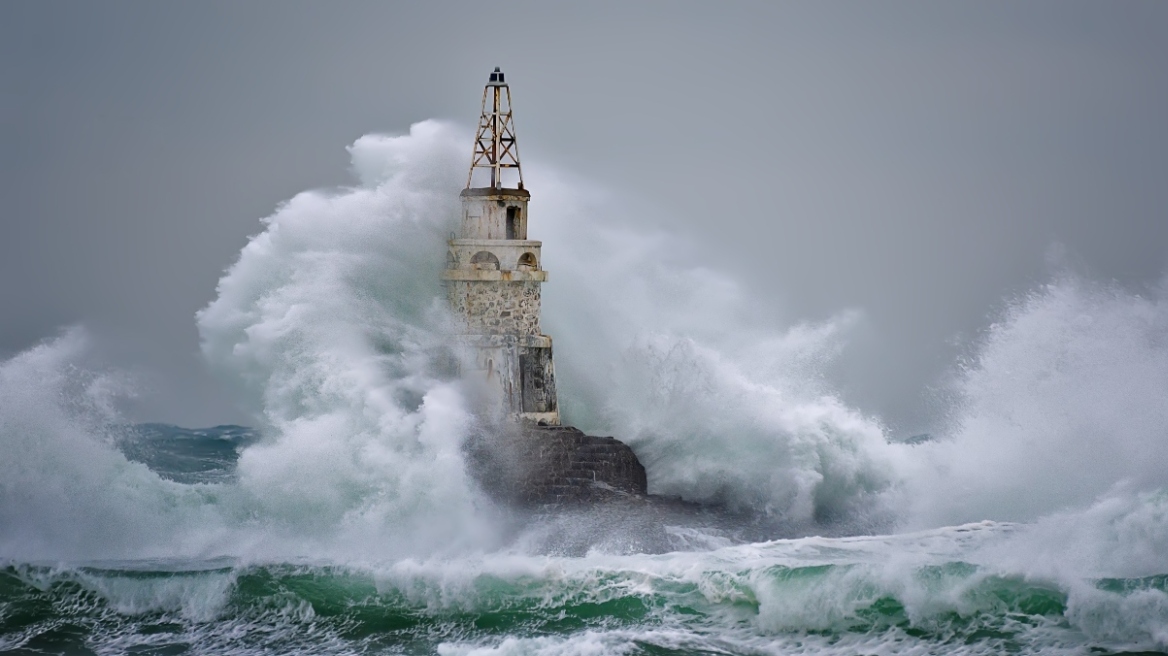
[467,425,647,506]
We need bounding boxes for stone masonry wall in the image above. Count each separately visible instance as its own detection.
[448,280,541,336]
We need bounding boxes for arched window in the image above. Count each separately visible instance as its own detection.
[470,251,500,270]
[517,252,538,270]
[446,250,458,268]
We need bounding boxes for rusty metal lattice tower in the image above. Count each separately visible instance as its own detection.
[467,67,524,189]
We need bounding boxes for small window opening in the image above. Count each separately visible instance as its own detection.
[506,207,520,240]
[517,252,538,271]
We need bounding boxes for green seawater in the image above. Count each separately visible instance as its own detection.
[2,425,1167,655]
[2,557,1166,654]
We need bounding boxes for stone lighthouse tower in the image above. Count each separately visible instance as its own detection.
[442,67,560,426]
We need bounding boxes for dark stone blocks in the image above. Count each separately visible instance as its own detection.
[466,425,648,506]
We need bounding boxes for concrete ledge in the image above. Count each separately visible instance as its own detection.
[441,269,548,282]
[461,187,531,199]
[518,411,561,426]
[450,239,542,248]
[454,334,552,348]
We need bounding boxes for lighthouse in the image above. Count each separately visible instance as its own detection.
[442,67,560,426]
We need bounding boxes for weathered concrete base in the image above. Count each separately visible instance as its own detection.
[466,425,647,506]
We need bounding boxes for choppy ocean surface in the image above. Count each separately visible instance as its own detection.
[3,427,1166,655]
[5,121,1168,654]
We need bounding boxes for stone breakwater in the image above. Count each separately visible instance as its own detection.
[466,425,648,505]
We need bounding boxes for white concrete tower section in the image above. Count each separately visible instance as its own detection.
[441,67,560,425]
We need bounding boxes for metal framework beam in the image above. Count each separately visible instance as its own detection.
[467,67,524,189]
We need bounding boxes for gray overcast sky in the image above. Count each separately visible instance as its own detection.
[2,1,1166,429]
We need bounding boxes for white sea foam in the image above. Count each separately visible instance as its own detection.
[3,120,1168,653]
[1,122,496,561]
[897,275,1168,529]
[0,328,223,561]
[5,121,1168,548]
[525,164,900,524]
[196,120,499,559]
[191,118,905,542]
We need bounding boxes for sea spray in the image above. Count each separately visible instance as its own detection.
[899,274,1168,528]
[3,119,1168,653]
[196,120,499,558]
[0,329,222,561]
[3,118,892,562]
[529,168,900,523]
[197,118,903,532]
